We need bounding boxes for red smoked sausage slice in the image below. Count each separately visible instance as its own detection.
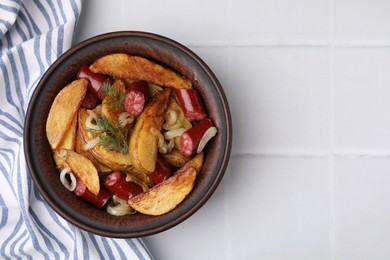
[104,171,143,201]
[180,118,213,157]
[123,81,151,116]
[77,65,111,100]
[149,155,171,185]
[74,178,111,209]
[81,91,99,109]
[175,89,207,122]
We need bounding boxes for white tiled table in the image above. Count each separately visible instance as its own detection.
[74,1,390,259]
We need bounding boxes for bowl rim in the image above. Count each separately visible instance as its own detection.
[24,31,232,238]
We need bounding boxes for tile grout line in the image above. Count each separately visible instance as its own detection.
[328,0,336,258]
[186,41,390,48]
[231,152,390,158]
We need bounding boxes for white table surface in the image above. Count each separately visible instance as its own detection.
[74,0,390,259]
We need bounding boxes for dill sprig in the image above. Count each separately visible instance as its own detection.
[87,115,129,154]
[101,82,125,110]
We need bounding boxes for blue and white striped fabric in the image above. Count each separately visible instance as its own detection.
[0,0,152,259]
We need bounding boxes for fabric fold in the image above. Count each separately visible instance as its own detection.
[0,0,152,259]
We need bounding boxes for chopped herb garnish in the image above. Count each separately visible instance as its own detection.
[87,115,129,154]
[101,82,125,110]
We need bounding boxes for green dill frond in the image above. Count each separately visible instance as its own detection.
[86,115,129,154]
[101,82,125,110]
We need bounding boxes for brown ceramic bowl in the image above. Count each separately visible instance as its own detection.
[24,31,232,238]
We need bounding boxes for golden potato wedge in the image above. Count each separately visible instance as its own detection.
[57,116,77,150]
[128,167,197,216]
[57,148,100,195]
[129,88,172,173]
[46,78,88,149]
[78,108,131,170]
[75,125,112,172]
[101,79,126,125]
[163,148,190,168]
[176,152,204,174]
[89,53,192,89]
[52,149,69,169]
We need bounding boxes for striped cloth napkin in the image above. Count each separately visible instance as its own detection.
[0,0,152,259]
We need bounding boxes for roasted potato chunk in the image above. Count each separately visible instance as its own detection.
[78,107,131,170]
[163,148,190,168]
[177,152,204,174]
[90,53,192,89]
[129,88,172,173]
[57,148,100,195]
[57,116,77,150]
[128,167,197,216]
[101,79,126,125]
[46,78,88,149]
[75,126,112,172]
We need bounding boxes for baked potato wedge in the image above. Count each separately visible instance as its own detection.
[46,78,88,149]
[176,152,204,174]
[128,166,197,216]
[52,149,69,169]
[75,126,112,172]
[129,88,172,173]
[57,116,77,150]
[163,148,190,168]
[78,107,131,170]
[57,148,100,195]
[89,53,192,89]
[101,79,126,126]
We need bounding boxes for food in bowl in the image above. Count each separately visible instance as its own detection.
[45,53,218,216]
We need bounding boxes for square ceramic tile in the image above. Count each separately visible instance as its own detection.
[333,0,390,41]
[229,0,329,43]
[230,46,330,154]
[334,48,390,153]
[75,0,229,45]
[334,158,390,260]
[226,156,330,259]
[144,182,226,260]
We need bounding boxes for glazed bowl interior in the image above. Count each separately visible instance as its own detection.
[24,31,231,238]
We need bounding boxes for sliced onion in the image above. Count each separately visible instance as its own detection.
[118,112,134,127]
[60,167,76,192]
[85,115,100,131]
[106,195,136,216]
[58,149,68,160]
[164,121,182,131]
[112,195,127,204]
[163,128,186,140]
[197,126,218,154]
[84,137,100,150]
[163,109,177,130]
[150,127,165,149]
[106,201,135,216]
[166,139,175,153]
[125,174,149,192]
[86,109,98,120]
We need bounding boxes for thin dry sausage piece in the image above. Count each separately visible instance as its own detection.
[74,177,111,209]
[175,89,207,122]
[104,171,143,201]
[180,118,213,157]
[149,155,171,185]
[81,91,99,109]
[123,81,151,116]
[77,65,111,100]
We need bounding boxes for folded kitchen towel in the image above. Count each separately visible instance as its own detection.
[0,0,152,259]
